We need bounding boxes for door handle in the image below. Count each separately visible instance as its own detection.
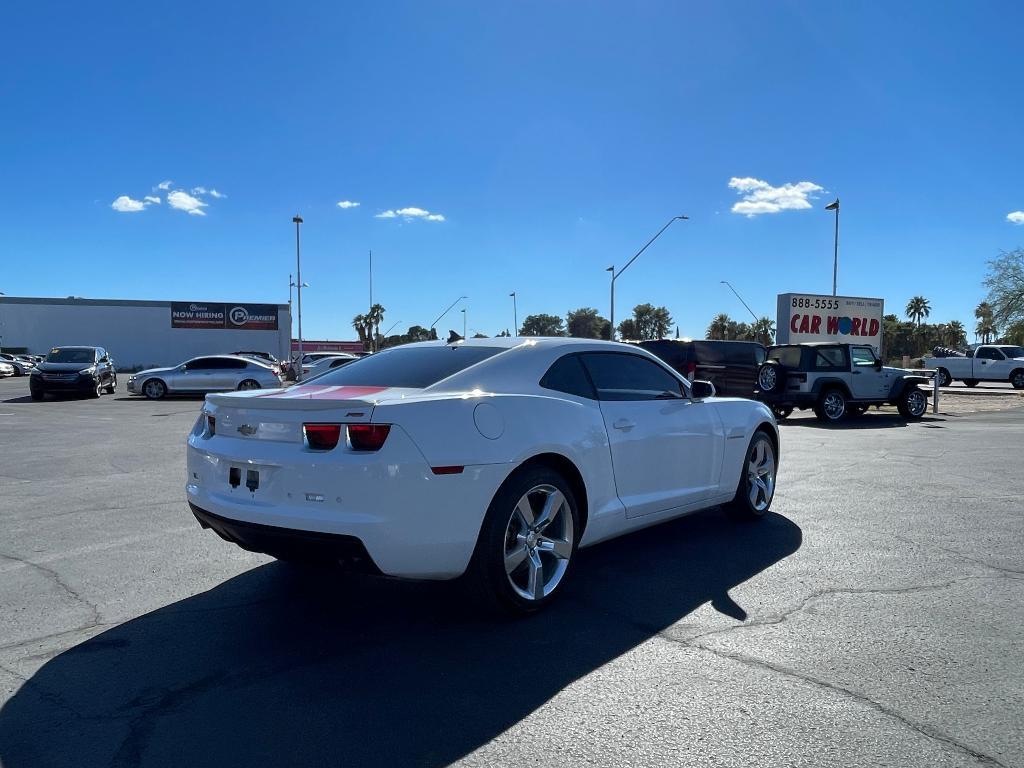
[612,418,636,431]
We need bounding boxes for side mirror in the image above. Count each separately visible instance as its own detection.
[874,360,883,371]
[691,380,716,399]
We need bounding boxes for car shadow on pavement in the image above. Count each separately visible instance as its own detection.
[781,413,946,429]
[0,508,801,768]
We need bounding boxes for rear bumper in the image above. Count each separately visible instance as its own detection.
[186,430,513,580]
[190,503,381,572]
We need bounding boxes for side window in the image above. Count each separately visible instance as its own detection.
[695,342,726,365]
[185,358,212,371]
[579,353,683,401]
[228,358,249,369]
[850,347,877,367]
[976,347,1004,360]
[539,354,596,399]
[816,347,848,370]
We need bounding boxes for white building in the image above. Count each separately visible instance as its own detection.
[0,296,291,370]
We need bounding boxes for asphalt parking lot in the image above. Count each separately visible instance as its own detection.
[0,375,1022,768]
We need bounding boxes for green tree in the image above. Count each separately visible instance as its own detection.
[751,316,776,345]
[905,296,931,326]
[520,313,566,337]
[983,248,1024,328]
[975,301,996,343]
[351,313,370,349]
[1000,320,1024,346]
[630,303,673,340]
[617,318,637,340]
[945,320,968,348]
[566,307,609,339]
[706,313,732,340]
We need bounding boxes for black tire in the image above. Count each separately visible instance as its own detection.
[90,379,103,398]
[756,362,785,394]
[142,378,167,400]
[770,405,793,420]
[813,388,847,424]
[1010,369,1024,390]
[30,388,45,401]
[963,379,979,388]
[237,379,261,391]
[724,431,776,520]
[935,368,952,388]
[469,465,580,615]
[897,387,928,419]
[105,375,117,394]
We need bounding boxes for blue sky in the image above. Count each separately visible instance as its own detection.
[2,2,1023,340]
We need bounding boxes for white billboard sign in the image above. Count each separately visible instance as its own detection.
[776,293,885,353]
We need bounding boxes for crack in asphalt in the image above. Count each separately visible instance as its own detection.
[0,551,101,627]
[0,622,116,654]
[638,575,1020,768]
[685,642,1009,768]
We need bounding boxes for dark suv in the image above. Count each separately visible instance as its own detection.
[638,340,766,397]
[29,346,117,400]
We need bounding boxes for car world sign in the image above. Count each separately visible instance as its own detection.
[776,293,884,353]
[171,302,278,331]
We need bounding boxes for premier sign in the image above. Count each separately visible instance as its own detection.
[776,293,884,353]
[171,302,278,331]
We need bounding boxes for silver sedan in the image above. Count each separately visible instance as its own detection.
[127,355,283,399]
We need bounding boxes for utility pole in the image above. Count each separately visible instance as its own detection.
[292,215,304,380]
[510,292,518,336]
[461,307,467,340]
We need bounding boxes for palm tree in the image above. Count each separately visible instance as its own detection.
[751,316,776,345]
[905,296,931,327]
[946,320,967,348]
[974,302,995,343]
[366,304,386,351]
[706,313,732,340]
[351,314,369,349]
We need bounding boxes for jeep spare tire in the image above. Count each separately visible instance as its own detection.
[757,362,785,394]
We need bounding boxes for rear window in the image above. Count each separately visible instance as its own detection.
[46,348,96,364]
[767,346,803,368]
[638,340,693,369]
[310,345,504,389]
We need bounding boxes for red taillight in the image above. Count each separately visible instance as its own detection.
[684,361,696,380]
[206,414,216,436]
[346,424,391,452]
[304,423,343,450]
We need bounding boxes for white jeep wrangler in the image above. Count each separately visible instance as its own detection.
[756,342,931,424]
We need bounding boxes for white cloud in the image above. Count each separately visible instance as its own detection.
[167,190,208,216]
[191,186,227,199]
[144,195,161,204]
[1007,211,1024,225]
[157,180,173,190]
[111,195,148,213]
[336,200,360,209]
[375,206,446,222]
[728,177,824,217]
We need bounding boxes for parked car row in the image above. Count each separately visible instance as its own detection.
[0,352,42,376]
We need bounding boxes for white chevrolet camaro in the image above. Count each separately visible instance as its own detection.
[187,337,779,613]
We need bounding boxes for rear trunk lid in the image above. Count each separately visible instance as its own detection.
[204,384,418,443]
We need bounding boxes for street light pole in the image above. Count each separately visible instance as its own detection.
[509,292,518,336]
[606,266,615,340]
[461,308,467,340]
[608,215,688,341]
[825,198,840,296]
[292,215,304,380]
[429,295,467,337]
[720,280,759,324]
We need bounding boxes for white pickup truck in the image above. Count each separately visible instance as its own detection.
[924,345,1024,389]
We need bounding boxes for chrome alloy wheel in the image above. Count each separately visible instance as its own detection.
[746,439,776,512]
[503,484,574,602]
[143,379,165,399]
[905,389,927,417]
[1012,370,1024,389]
[822,391,845,420]
[758,366,777,391]
[238,379,261,391]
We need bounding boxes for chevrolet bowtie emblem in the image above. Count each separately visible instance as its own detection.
[237,424,257,436]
